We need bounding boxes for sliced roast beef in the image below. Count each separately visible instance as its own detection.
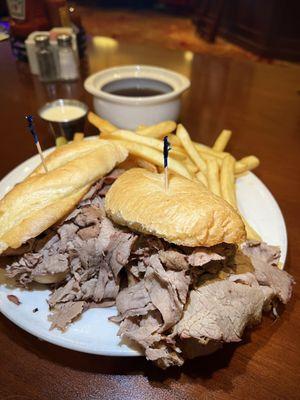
[49,301,86,331]
[175,279,265,343]
[145,341,183,369]
[116,254,191,329]
[227,271,276,310]
[117,310,184,368]
[175,241,293,349]
[6,232,65,285]
[241,242,294,303]
[113,242,248,367]
[144,254,190,331]
[228,272,259,287]
[118,310,162,350]
[115,280,154,319]
[127,261,147,280]
[114,253,191,368]
[31,253,69,279]
[48,278,80,307]
[158,250,188,270]
[47,220,136,312]
[6,254,39,285]
[105,231,137,278]
[187,249,224,267]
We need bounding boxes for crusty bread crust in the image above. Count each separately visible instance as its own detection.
[105,168,246,247]
[0,139,128,253]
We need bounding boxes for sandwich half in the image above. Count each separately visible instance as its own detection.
[0,139,128,254]
[104,169,293,368]
[105,167,246,246]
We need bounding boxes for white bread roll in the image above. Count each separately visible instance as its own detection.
[105,168,246,247]
[0,139,128,254]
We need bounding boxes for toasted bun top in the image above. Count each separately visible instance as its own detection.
[0,139,128,254]
[105,168,246,247]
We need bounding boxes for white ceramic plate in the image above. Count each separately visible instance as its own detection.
[0,147,287,356]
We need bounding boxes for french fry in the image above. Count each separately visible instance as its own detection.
[55,136,68,147]
[196,171,208,187]
[168,134,181,147]
[186,164,196,175]
[202,153,259,174]
[119,155,157,173]
[105,139,192,179]
[169,134,228,159]
[195,147,259,176]
[207,158,221,196]
[171,145,187,157]
[235,156,260,174]
[221,155,261,241]
[73,132,84,142]
[103,129,186,160]
[135,158,158,173]
[185,158,198,173]
[195,143,229,160]
[136,121,176,138]
[220,155,236,207]
[199,149,259,175]
[176,124,207,172]
[169,134,229,164]
[88,112,117,133]
[213,129,232,152]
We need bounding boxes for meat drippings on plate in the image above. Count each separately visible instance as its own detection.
[5,169,294,368]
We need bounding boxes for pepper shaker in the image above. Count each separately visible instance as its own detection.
[35,35,58,82]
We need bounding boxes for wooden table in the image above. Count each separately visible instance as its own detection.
[0,38,299,400]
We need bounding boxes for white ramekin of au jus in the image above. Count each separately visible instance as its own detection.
[84,65,190,130]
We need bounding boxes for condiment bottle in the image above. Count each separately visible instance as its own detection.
[7,0,50,61]
[68,4,87,59]
[45,1,86,59]
[57,33,79,81]
[45,0,68,27]
[35,34,57,82]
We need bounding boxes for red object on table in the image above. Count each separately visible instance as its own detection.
[7,0,50,61]
[7,0,50,40]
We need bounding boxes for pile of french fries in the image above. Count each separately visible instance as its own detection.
[71,112,261,241]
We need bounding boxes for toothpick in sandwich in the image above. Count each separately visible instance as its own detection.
[163,135,171,191]
[25,115,48,173]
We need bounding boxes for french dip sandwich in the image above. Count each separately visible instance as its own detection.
[0,139,127,255]
[1,144,294,368]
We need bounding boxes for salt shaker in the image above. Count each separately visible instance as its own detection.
[57,33,79,81]
[35,35,57,82]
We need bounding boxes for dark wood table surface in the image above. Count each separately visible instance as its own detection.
[0,37,299,400]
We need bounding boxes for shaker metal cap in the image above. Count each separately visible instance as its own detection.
[34,34,50,46]
[57,34,72,47]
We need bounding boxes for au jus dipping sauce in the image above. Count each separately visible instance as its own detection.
[101,78,173,97]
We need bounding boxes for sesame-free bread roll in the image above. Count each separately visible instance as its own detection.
[105,168,246,247]
[0,139,128,254]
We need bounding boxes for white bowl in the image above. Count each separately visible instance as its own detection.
[84,65,190,130]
